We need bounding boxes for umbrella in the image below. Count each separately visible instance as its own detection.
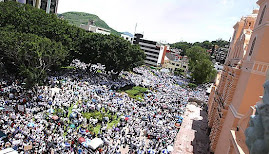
[74,91,79,95]
[51,115,59,120]
[69,124,76,128]
[162,149,169,154]
[115,128,120,131]
[48,101,52,105]
[177,119,182,123]
[156,115,162,119]
[70,112,77,118]
[176,116,183,120]
[47,108,54,114]
[82,139,91,147]
[27,122,35,127]
[167,145,173,152]
[78,137,86,143]
[157,121,163,126]
[64,142,70,147]
[120,116,125,119]
[175,123,181,128]
[0,131,6,138]
[82,142,88,147]
[142,117,147,120]
[73,119,78,124]
[148,149,155,154]
[125,117,129,121]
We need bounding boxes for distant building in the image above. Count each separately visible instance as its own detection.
[133,33,168,66]
[121,33,133,42]
[80,20,111,35]
[2,0,59,14]
[163,50,189,73]
[214,46,229,64]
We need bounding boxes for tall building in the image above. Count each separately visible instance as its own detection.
[207,0,269,153]
[0,0,59,14]
[133,33,168,66]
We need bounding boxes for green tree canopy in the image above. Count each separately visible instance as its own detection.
[170,42,192,56]
[170,39,229,56]
[186,46,216,84]
[79,33,145,76]
[0,1,145,84]
[0,30,67,87]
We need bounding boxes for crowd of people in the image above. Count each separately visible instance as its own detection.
[0,64,208,154]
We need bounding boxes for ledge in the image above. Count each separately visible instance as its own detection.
[230,130,246,154]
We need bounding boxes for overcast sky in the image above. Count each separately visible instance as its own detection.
[58,0,258,43]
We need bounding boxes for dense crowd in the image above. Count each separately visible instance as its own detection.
[0,65,208,154]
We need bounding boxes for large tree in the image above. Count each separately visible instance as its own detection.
[0,1,146,83]
[0,31,67,87]
[79,33,145,77]
[0,1,85,62]
[186,46,216,84]
[170,41,192,56]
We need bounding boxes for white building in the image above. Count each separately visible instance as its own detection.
[80,20,111,35]
[121,33,133,42]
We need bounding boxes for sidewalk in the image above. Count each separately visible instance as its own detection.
[172,104,209,154]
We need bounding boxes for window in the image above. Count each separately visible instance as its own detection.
[259,5,267,25]
[249,37,256,56]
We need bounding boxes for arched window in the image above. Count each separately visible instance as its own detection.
[249,37,256,56]
[259,5,267,25]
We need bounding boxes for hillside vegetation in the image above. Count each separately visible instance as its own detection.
[59,12,120,36]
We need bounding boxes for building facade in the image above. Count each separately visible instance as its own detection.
[208,0,269,153]
[1,0,59,14]
[80,20,111,35]
[215,46,229,64]
[133,33,167,66]
[163,52,189,73]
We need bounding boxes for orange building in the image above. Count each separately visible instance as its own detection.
[207,0,269,153]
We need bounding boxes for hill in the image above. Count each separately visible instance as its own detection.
[58,12,120,36]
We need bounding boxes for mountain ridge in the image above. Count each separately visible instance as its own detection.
[58,12,121,36]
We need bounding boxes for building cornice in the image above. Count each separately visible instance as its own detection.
[257,0,266,6]
[229,104,244,119]
[253,22,269,33]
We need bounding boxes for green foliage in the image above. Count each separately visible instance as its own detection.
[174,68,185,76]
[186,46,216,84]
[170,42,192,56]
[82,111,103,121]
[78,33,145,76]
[0,30,67,87]
[0,2,146,85]
[187,83,197,89]
[170,39,229,56]
[125,86,148,101]
[59,12,120,36]
[54,108,64,116]
[211,39,229,48]
[107,118,120,129]
[93,124,101,134]
[61,66,76,69]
